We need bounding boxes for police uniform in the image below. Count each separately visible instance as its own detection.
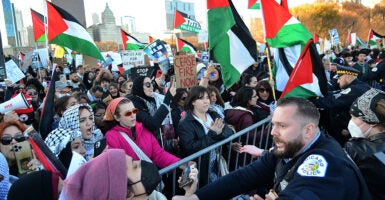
[361,59,385,90]
[194,133,372,200]
[311,65,371,144]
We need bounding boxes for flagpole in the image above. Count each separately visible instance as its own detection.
[265,43,276,101]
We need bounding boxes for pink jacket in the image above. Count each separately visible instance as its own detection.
[105,122,180,168]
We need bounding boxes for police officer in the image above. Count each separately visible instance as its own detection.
[311,65,371,145]
[361,51,385,90]
[172,98,372,200]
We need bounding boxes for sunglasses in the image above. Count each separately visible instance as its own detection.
[258,88,269,93]
[1,134,26,145]
[143,82,152,88]
[27,91,38,96]
[124,108,139,117]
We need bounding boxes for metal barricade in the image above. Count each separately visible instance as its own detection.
[159,117,272,197]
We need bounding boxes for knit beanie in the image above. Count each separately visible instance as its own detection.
[64,149,127,200]
[7,170,59,200]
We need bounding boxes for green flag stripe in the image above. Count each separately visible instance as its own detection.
[208,7,235,49]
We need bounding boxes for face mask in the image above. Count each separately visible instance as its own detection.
[348,120,373,138]
[57,93,70,98]
[140,161,161,195]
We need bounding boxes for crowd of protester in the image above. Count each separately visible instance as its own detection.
[0,46,384,199]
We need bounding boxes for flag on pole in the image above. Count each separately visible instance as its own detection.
[120,29,146,50]
[30,9,46,42]
[39,68,58,140]
[261,0,327,98]
[176,37,197,55]
[207,0,258,88]
[46,1,104,61]
[368,28,384,46]
[174,10,201,33]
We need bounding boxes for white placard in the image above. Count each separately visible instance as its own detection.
[5,60,25,83]
[121,50,145,69]
[75,54,83,66]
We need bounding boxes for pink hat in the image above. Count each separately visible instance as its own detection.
[64,149,127,200]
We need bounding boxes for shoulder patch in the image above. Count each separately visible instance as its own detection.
[340,88,351,95]
[371,67,378,72]
[297,154,328,177]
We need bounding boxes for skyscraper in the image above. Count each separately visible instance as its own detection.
[52,0,87,27]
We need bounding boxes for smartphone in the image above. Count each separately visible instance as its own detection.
[179,165,194,188]
[60,74,67,83]
[13,140,34,175]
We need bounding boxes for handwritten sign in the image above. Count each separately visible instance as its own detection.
[121,50,145,69]
[174,55,196,88]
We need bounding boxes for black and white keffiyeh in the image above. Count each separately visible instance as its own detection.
[57,103,103,160]
[44,128,81,156]
[350,88,385,125]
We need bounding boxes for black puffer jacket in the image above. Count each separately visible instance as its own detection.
[345,133,385,200]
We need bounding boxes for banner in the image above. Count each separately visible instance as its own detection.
[174,55,196,88]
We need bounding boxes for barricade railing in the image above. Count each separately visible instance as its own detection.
[159,116,273,197]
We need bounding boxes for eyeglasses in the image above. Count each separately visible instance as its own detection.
[124,108,139,117]
[258,88,269,93]
[1,134,26,145]
[143,82,152,88]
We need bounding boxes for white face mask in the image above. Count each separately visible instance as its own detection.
[348,120,373,138]
[57,93,70,98]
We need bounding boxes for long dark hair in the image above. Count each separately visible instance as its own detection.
[184,86,208,112]
[231,86,254,108]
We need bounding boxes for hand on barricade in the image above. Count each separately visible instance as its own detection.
[239,145,265,158]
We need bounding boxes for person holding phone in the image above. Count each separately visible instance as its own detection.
[0,120,41,177]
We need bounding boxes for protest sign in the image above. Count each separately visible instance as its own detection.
[174,55,196,88]
[121,50,145,69]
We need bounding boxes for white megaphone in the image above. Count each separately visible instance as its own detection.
[0,93,30,114]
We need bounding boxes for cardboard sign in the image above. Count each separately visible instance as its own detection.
[174,55,196,88]
[121,50,145,69]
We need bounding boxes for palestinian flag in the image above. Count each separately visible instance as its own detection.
[248,0,260,9]
[149,36,155,43]
[356,35,366,48]
[368,28,384,46]
[39,67,58,140]
[346,31,352,46]
[18,52,25,62]
[30,9,46,42]
[176,37,197,55]
[174,10,201,33]
[261,0,327,98]
[46,1,104,61]
[120,29,146,50]
[313,33,320,44]
[207,0,258,88]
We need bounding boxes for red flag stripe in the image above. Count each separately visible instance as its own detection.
[261,0,292,39]
[46,1,68,41]
[280,39,314,98]
[174,10,186,28]
[207,0,229,9]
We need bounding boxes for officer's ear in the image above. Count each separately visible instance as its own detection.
[303,122,316,136]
